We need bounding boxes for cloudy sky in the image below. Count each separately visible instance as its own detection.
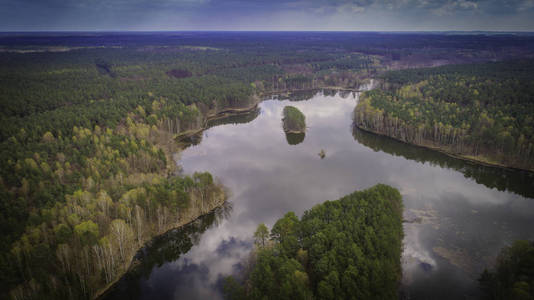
[1,0,533,31]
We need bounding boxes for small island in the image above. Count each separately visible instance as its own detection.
[282,106,306,134]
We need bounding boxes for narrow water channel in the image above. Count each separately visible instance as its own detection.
[104,87,534,300]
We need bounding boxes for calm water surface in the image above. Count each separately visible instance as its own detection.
[105,88,534,300]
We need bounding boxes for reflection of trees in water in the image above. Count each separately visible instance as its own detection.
[322,89,338,97]
[352,127,534,199]
[207,108,260,128]
[272,89,317,101]
[285,132,305,145]
[337,90,353,99]
[180,132,203,146]
[100,202,232,300]
[180,108,261,149]
[272,89,354,102]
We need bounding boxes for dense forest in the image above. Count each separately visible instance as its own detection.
[224,184,404,300]
[354,60,534,171]
[0,51,238,298]
[2,32,534,299]
[282,106,306,133]
[479,240,534,300]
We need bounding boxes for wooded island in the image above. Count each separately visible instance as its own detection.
[224,184,404,300]
[282,106,307,134]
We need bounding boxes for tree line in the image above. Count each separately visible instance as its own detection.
[354,59,534,171]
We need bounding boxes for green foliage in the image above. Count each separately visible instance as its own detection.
[254,223,269,248]
[54,224,72,244]
[282,106,306,133]
[74,221,99,246]
[355,60,534,169]
[479,240,534,300]
[225,184,403,300]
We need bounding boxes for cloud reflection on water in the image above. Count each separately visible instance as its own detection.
[112,90,534,300]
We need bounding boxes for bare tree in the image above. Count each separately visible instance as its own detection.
[110,219,132,261]
[134,205,144,246]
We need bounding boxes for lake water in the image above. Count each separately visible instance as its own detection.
[104,87,534,300]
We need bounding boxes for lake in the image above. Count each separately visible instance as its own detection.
[103,86,534,300]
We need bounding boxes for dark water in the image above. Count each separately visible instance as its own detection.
[105,87,534,300]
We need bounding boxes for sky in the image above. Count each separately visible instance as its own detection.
[1,0,534,31]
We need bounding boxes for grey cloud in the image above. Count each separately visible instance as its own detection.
[5,0,532,14]
[1,0,533,30]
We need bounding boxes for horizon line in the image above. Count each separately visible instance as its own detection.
[1,29,534,33]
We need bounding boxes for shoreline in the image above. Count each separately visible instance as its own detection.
[261,85,371,97]
[98,84,532,299]
[96,99,262,300]
[93,106,239,298]
[175,95,262,143]
[179,85,534,175]
[96,100,259,298]
[94,96,266,299]
[98,85,530,299]
[94,188,227,299]
[96,89,325,296]
[354,125,534,174]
